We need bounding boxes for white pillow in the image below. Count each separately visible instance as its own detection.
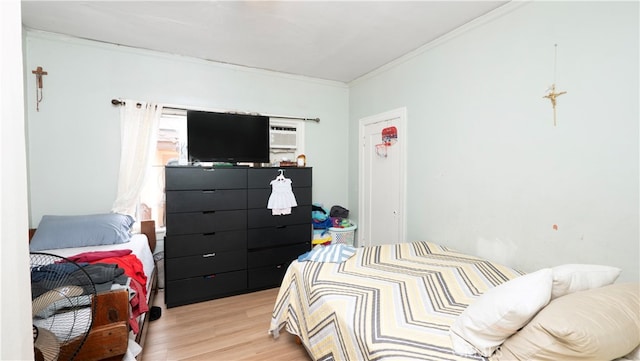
[551,264,621,299]
[450,268,553,357]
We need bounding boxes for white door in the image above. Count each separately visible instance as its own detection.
[358,108,406,247]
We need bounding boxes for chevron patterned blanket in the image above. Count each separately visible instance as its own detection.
[269,241,523,361]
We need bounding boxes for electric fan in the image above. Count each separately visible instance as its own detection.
[30,253,97,361]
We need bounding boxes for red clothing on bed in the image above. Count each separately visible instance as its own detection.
[88,254,147,296]
[68,249,132,263]
[67,250,149,333]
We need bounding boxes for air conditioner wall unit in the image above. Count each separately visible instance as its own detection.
[270,126,297,149]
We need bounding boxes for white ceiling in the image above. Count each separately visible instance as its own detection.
[21,1,508,83]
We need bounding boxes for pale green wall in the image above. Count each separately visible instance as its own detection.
[349,2,639,281]
[24,31,349,226]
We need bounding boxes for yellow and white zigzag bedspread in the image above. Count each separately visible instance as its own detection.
[269,241,523,361]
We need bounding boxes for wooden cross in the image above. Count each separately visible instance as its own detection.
[543,83,566,127]
[32,66,47,88]
[31,66,48,111]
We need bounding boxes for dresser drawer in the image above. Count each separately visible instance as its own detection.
[165,250,247,280]
[247,168,312,188]
[248,242,310,269]
[166,210,247,235]
[165,230,246,258]
[247,205,311,229]
[247,187,312,209]
[248,263,291,289]
[166,189,247,212]
[247,224,311,249]
[166,167,247,190]
[165,270,247,308]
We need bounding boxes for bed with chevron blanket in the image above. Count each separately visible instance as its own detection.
[269,241,524,360]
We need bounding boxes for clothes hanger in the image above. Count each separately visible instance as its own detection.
[276,169,285,181]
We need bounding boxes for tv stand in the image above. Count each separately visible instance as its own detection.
[213,163,247,168]
[190,161,253,168]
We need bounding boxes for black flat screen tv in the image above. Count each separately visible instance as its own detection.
[187,110,270,164]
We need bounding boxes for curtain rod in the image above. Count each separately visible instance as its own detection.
[111,98,320,123]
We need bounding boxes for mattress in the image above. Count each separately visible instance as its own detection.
[269,241,524,361]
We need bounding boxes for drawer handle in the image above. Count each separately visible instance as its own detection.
[203,253,216,258]
[203,211,216,214]
[276,225,287,229]
[203,232,216,236]
[203,168,216,172]
[202,189,216,193]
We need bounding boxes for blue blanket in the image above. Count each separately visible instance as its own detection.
[298,244,356,263]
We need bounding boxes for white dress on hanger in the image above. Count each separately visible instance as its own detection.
[267,176,298,215]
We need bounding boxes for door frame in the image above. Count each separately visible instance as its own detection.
[358,107,407,247]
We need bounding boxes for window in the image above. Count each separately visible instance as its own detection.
[269,118,305,165]
[137,109,305,230]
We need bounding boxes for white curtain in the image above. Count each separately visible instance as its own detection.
[111,100,162,216]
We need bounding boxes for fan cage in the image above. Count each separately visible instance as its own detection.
[30,252,97,361]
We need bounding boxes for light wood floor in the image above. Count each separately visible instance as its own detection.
[140,288,311,361]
